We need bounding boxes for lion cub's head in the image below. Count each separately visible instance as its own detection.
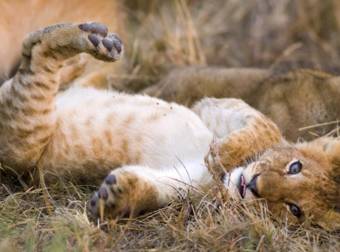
[224,137,340,230]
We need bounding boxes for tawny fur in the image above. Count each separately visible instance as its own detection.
[0,23,339,230]
[145,67,340,141]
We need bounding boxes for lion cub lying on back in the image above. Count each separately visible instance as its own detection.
[0,22,338,230]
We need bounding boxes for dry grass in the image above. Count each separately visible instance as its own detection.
[1,178,339,251]
[1,0,340,251]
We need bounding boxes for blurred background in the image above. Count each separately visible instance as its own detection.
[126,0,340,83]
[2,0,340,89]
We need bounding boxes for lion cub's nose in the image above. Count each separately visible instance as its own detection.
[247,174,260,197]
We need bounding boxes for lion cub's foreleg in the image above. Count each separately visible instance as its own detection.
[193,98,283,178]
[0,22,122,171]
[89,161,209,219]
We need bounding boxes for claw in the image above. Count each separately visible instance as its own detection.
[99,198,105,222]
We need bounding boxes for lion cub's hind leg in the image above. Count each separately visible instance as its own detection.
[0,22,122,171]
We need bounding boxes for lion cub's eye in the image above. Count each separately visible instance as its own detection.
[287,203,303,218]
[288,160,302,174]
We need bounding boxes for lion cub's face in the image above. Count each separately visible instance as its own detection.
[224,141,340,230]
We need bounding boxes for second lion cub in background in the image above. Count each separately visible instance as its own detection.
[146,67,340,141]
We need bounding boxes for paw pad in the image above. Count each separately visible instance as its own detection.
[89,171,138,220]
[102,38,114,51]
[90,193,98,207]
[77,22,123,61]
[79,22,108,37]
[98,187,109,200]
[112,39,122,53]
[105,174,117,185]
[88,34,100,47]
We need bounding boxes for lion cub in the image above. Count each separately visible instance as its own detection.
[0,23,338,230]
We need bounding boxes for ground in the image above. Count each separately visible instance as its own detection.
[0,180,339,251]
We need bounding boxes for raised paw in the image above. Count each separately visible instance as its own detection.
[89,169,159,221]
[22,22,123,63]
[78,22,123,61]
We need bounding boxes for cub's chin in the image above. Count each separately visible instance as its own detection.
[223,167,258,200]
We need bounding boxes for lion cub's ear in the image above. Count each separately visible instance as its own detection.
[295,137,340,230]
[311,137,340,169]
[319,137,340,230]
[321,137,340,173]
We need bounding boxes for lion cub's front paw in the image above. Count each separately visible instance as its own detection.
[78,22,123,61]
[23,22,123,62]
[89,169,159,221]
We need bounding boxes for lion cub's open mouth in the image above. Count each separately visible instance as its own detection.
[238,174,247,198]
